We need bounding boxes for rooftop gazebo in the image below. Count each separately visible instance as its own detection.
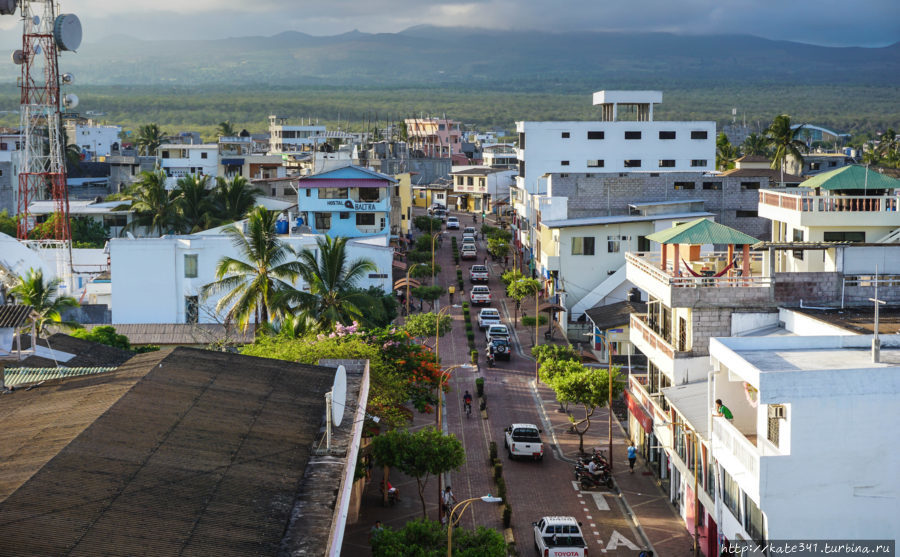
[646,218,761,281]
[798,165,900,211]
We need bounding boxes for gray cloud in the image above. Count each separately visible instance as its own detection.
[11,0,900,46]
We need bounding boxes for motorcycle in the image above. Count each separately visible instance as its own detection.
[578,467,614,490]
[486,351,495,367]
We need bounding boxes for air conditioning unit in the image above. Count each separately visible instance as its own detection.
[768,405,786,419]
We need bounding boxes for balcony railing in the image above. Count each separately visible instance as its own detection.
[760,190,900,213]
[626,252,770,288]
[712,416,759,478]
[630,313,676,359]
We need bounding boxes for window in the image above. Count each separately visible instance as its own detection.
[319,187,348,199]
[358,188,381,202]
[467,176,474,186]
[673,181,695,190]
[560,173,569,178]
[185,296,198,324]
[736,210,758,218]
[184,254,198,278]
[721,470,741,521]
[518,160,525,178]
[571,236,595,256]
[561,160,570,166]
[368,273,388,279]
[587,131,604,140]
[518,132,525,149]
[561,132,570,138]
[624,160,641,168]
[587,160,604,168]
[306,189,311,197]
[690,130,708,140]
[741,181,761,190]
[201,152,208,159]
[658,159,675,168]
[624,131,642,140]
[702,181,721,190]
[356,213,376,226]
[823,231,865,242]
[691,159,708,167]
[339,212,350,219]
[478,178,485,187]
[315,212,331,230]
[744,494,767,544]
[637,236,650,251]
[659,131,676,140]
[829,161,838,167]
[607,235,622,253]
[809,162,820,171]
[161,151,170,159]
[792,228,804,259]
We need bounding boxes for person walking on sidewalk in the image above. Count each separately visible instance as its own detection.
[627,441,637,473]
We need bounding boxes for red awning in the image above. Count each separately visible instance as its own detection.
[625,390,654,433]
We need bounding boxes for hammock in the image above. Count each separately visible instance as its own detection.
[680,259,737,278]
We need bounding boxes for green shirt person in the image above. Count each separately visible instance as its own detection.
[715,399,734,420]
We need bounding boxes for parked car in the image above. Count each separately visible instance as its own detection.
[462,233,476,244]
[470,285,492,305]
[504,423,543,460]
[461,244,477,260]
[477,307,501,329]
[463,226,477,238]
[446,216,460,230]
[533,516,588,557]
[469,264,489,283]
[488,337,511,361]
[433,208,447,221]
[484,323,510,342]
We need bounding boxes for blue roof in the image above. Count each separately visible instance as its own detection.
[300,165,397,183]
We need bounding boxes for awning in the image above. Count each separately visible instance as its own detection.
[539,302,566,313]
[625,390,654,433]
[660,381,711,438]
[393,278,420,289]
[221,158,245,166]
[392,260,407,271]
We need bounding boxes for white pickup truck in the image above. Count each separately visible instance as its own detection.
[533,516,588,557]
[504,423,544,461]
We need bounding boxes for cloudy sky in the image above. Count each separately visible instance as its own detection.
[1,0,897,47]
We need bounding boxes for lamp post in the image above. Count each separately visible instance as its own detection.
[446,495,504,557]
[432,232,441,282]
[665,420,701,557]
[435,361,462,523]
[405,263,423,316]
[595,332,614,471]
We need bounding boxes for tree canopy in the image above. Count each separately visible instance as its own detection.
[545,362,623,454]
[371,518,506,557]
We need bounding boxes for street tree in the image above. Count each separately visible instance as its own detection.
[370,427,465,518]
[410,262,441,283]
[10,268,80,336]
[500,268,523,286]
[506,277,541,322]
[532,343,580,366]
[487,237,509,262]
[402,311,452,344]
[371,518,506,557]
[547,362,623,454]
[411,285,444,311]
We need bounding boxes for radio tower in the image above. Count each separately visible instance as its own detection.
[5,0,81,241]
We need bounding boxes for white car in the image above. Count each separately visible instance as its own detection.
[470,285,491,305]
[446,216,460,230]
[461,244,477,260]
[504,423,544,460]
[533,516,588,557]
[477,308,501,329]
[484,323,510,342]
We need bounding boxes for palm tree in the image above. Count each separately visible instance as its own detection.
[175,174,214,233]
[136,123,165,157]
[877,129,899,167]
[213,175,263,223]
[200,206,302,331]
[716,132,738,171]
[10,268,80,336]
[767,115,805,184]
[742,133,770,157]
[120,169,180,236]
[292,235,377,331]
[216,121,236,137]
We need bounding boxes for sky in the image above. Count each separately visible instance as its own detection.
[0,0,897,47]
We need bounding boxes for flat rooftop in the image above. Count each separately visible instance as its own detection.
[742,346,900,372]
[541,211,713,229]
[791,307,900,335]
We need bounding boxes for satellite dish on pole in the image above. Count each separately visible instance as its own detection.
[53,13,81,51]
[11,50,24,65]
[332,365,347,427]
[0,0,17,16]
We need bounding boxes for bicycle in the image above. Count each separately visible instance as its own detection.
[464,400,472,418]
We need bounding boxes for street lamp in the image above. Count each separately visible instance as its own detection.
[446,495,504,557]
[435,361,463,522]
[432,232,441,281]
[595,332,615,471]
[405,263,423,316]
[662,420,701,557]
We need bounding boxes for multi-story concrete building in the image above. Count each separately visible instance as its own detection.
[158,144,218,189]
[405,117,461,158]
[449,167,514,214]
[296,165,395,238]
[481,144,517,169]
[217,136,285,181]
[268,115,326,154]
[67,123,122,160]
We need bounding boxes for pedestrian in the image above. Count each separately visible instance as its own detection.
[715,399,734,421]
[483,256,488,267]
[627,441,637,473]
[369,520,384,543]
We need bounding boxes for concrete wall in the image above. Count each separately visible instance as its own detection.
[731,312,779,336]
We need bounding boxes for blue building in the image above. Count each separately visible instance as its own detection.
[296,165,396,238]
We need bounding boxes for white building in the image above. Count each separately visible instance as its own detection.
[158,144,219,189]
[268,115,326,153]
[70,124,122,160]
[109,232,393,325]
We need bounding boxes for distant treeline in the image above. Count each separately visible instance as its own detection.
[0,83,896,142]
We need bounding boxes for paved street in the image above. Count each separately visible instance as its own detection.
[344,208,694,556]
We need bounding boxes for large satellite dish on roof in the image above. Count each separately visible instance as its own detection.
[53,13,81,51]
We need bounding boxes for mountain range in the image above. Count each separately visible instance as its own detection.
[45,26,900,90]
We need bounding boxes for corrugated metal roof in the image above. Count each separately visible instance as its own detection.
[800,165,900,191]
[646,218,760,245]
[3,366,117,387]
[0,305,33,329]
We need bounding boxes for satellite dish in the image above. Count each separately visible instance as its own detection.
[11,50,24,65]
[53,13,82,51]
[332,365,347,427]
[31,15,38,25]
[63,93,78,109]
[61,72,74,84]
[33,44,41,55]
[0,0,17,16]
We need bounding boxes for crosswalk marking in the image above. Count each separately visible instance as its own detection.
[590,493,610,511]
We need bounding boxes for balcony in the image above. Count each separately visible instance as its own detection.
[625,251,772,308]
[712,416,761,501]
[629,313,700,380]
[758,189,900,227]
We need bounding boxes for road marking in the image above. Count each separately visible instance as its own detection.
[571,481,581,491]
[590,493,610,511]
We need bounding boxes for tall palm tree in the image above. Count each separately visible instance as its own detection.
[767,115,805,183]
[742,133,770,157]
[136,123,165,157]
[292,235,377,331]
[216,121,236,137]
[120,169,180,236]
[10,268,80,336]
[200,206,302,331]
[175,174,214,233]
[877,129,899,167]
[716,132,738,171]
[213,175,263,223]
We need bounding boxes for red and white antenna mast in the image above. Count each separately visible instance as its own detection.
[5,0,81,241]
